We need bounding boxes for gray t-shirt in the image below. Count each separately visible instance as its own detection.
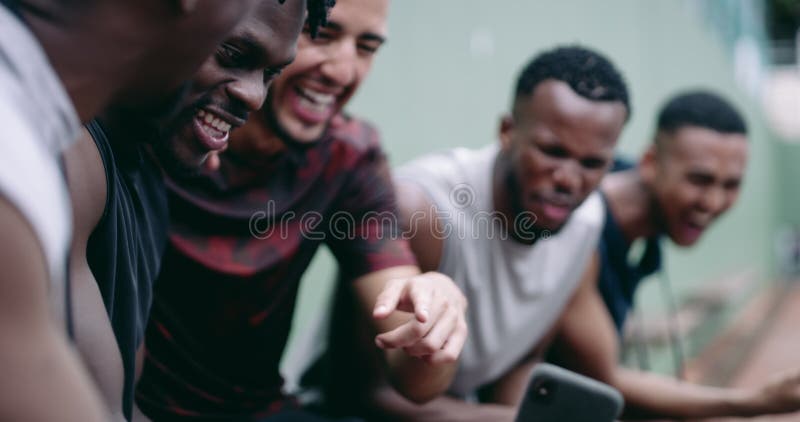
[0,5,81,316]
[395,144,604,395]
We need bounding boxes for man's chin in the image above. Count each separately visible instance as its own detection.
[151,138,205,177]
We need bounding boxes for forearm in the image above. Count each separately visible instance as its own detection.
[616,367,756,419]
[371,385,516,422]
[385,348,458,404]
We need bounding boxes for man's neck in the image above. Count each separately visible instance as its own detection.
[601,169,660,243]
[229,111,290,163]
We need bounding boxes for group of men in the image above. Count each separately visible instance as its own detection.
[2,0,799,421]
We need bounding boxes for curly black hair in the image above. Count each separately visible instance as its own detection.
[278,0,336,38]
[656,90,747,136]
[513,45,631,120]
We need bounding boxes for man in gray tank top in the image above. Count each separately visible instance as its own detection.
[379,46,800,420]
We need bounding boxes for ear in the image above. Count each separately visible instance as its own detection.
[499,114,515,152]
[639,143,658,185]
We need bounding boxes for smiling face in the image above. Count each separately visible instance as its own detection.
[263,0,389,143]
[499,80,627,233]
[642,126,749,246]
[157,0,305,169]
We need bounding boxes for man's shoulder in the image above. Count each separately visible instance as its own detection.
[396,145,497,185]
[326,114,383,154]
[568,191,606,234]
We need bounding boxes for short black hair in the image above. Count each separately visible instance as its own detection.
[277,0,334,37]
[306,0,336,38]
[656,90,747,136]
[514,45,631,119]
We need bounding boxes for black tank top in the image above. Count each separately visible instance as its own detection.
[85,120,168,421]
[0,0,22,20]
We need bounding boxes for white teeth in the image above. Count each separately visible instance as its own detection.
[197,110,233,134]
[299,96,329,114]
[300,87,335,106]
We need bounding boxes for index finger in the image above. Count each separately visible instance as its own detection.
[373,278,407,319]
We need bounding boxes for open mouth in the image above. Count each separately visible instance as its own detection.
[192,109,237,152]
[291,85,337,124]
[529,195,574,223]
[539,201,571,222]
[677,219,707,243]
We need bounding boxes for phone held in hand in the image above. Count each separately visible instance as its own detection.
[516,363,623,422]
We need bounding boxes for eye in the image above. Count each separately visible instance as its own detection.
[309,27,334,43]
[581,158,607,170]
[687,173,714,187]
[539,144,568,159]
[723,179,741,191]
[357,42,381,56]
[263,67,283,84]
[216,43,244,67]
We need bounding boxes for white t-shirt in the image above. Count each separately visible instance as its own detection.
[0,5,81,318]
[395,144,604,395]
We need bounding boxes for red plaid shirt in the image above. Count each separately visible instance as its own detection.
[136,116,416,420]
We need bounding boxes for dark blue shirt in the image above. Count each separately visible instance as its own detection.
[598,158,663,333]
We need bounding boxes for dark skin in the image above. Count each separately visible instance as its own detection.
[2,0,257,420]
[563,125,800,419]
[372,79,626,421]
[20,0,260,121]
[0,199,107,421]
[394,105,800,419]
[62,1,306,419]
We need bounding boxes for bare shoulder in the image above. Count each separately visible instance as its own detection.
[395,181,444,272]
[63,127,107,235]
[0,197,51,319]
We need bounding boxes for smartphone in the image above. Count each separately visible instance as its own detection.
[515,363,623,422]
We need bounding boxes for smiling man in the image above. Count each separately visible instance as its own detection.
[387,53,800,419]
[363,45,629,421]
[598,91,750,333]
[1,0,266,420]
[61,1,331,420]
[136,0,470,420]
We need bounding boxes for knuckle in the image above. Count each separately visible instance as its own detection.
[419,338,438,353]
[437,350,458,364]
[410,322,427,338]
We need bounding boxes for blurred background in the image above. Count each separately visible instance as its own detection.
[282,0,800,404]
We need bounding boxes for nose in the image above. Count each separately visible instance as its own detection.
[319,39,358,87]
[226,70,268,112]
[698,187,727,214]
[552,159,581,194]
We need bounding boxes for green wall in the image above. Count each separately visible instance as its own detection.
[282,0,784,382]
